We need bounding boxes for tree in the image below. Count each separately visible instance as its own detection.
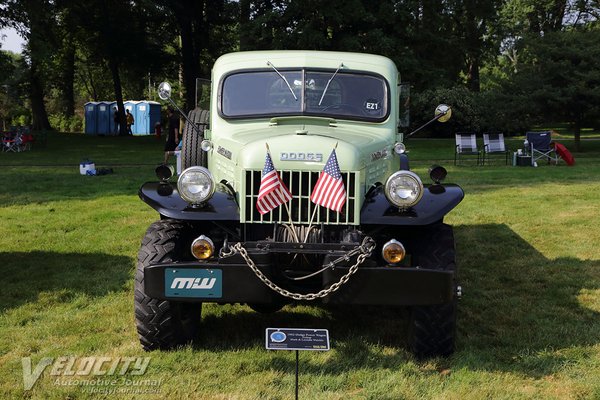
[1,0,54,130]
[164,0,238,112]
[64,0,172,135]
[452,0,502,92]
[513,29,600,151]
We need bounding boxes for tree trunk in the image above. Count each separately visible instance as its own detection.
[180,23,197,111]
[29,62,52,131]
[466,56,480,92]
[173,0,203,112]
[25,0,52,131]
[79,67,98,102]
[239,0,250,51]
[108,58,127,136]
[549,0,567,31]
[464,1,482,92]
[60,38,76,116]
[573,120,581,152]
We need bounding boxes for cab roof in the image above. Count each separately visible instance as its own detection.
[212,51,399,83]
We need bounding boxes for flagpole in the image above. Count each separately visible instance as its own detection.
[304,206,319,242]
[266,142,301,243]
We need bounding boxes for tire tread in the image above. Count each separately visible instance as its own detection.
[134,220,201,351]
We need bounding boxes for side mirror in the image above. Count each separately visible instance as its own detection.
[158,82,172,100]
[405,104,453,139]
[435,104,452,122]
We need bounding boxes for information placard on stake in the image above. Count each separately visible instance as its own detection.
[265,328,330,351]
[265,328,330,400]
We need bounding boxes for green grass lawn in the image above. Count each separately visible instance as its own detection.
[1,132,599,399]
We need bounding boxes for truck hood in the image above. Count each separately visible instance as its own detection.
[220,123,392,171]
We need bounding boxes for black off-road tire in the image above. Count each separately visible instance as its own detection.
[408,223,457,358]
[181,108,209,169]
[135,220,202,351]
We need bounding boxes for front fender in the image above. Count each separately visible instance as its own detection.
[360,184,464,226]
[139,182,240,221]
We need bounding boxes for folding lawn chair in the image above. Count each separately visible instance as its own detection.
[455,132,481,165]
[18,127,33,151]
[2,132,19,153]
[526,131,559,166]
[482,132,510,165]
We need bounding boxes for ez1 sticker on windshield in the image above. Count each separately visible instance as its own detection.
[365,99,381,114]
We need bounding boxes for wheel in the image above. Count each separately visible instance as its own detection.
[408,223,457,358]
[135,219,202,351]
[181,108,209,169]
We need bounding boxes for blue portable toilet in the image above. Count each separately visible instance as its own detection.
[96,101,112,135]
[107,102,119,135]
[84,102,98,134]
[134,101,162,135]
[124,101,139,134]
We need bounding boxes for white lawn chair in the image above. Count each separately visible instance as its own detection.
[482,132,510,165]
[455,133,481,166]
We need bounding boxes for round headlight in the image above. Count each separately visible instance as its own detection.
[177,166,215,204]
[394,142,406,154]
[384,171,424,208]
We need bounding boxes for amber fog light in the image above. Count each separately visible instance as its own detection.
[191,235,214,260]
[382,239,406,264]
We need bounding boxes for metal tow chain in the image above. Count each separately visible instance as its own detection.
[227,237,375,301]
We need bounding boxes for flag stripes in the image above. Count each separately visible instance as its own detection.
[310,149,346,213]
[256,152,292,215]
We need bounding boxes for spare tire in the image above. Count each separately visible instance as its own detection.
[181,108,209,169]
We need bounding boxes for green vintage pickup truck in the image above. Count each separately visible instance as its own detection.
[135,50,463,358]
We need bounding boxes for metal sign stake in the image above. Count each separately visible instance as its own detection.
[265,328,330,400]
[295,350,299,400]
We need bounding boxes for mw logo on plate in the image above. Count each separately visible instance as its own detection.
[165,269,222,298]
[170,277,216,290]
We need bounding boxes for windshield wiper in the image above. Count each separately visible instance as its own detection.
[266,61,298,101]
[318,63,344,106]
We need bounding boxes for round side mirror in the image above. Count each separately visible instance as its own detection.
[435,104,452,123]
[158,82,172,100]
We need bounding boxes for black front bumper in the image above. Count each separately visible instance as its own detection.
[144,242,455,306]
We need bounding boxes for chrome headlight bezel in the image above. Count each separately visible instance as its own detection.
[177,166,215,204]
[384,170,424,208]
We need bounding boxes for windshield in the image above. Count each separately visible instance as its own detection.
[220,69,388,121]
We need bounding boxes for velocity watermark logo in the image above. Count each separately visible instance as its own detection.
[22,356,155,392]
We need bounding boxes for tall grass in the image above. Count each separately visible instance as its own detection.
[1,132,599,399]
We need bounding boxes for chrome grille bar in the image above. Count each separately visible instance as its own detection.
[243,170,359,225]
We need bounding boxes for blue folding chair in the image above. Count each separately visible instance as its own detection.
[525,131,558,166]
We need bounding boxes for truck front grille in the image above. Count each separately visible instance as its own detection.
[243,170,359,225]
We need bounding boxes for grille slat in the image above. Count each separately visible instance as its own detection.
[244,170,358,225]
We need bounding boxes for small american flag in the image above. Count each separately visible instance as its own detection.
[256,152,292,215]
[310,148,346,212]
